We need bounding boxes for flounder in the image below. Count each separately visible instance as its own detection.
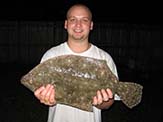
[21,54,143,112]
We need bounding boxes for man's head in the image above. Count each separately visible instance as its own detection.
[64,4,93,41]
[66,4,92,21]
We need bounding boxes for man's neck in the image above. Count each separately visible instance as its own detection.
[67,40,91,53]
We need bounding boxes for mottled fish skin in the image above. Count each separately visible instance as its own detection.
[21,55,143,112]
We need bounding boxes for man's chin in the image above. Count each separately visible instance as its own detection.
[73,36,84,41]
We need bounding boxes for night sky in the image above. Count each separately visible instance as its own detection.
[0,0,162,26]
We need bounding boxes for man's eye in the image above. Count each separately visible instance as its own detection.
[83,19,89,22]
[82,19,89,23]
[69,19,76,22]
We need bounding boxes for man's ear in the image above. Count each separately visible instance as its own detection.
[64,20,68,29]
[90,21,93,30]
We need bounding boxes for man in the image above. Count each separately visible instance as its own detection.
[34,3,120,122]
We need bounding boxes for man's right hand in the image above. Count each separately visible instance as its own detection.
[34,84,56,106]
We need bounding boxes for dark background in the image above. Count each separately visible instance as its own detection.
[0,0,163,122]
[0,0,163,25]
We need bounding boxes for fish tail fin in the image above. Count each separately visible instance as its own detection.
[116,81,143,108]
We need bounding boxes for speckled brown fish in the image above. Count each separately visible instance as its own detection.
[21,55,143,112]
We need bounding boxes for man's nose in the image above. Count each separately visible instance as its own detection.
[76,20,82,27]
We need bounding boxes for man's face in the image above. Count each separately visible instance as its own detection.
[64,6,93,41]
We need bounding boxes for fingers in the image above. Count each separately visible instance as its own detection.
[34,84,56,106]
[92,90,102,105]
[34,86,46,98]
[106,88,114,99]
[40,84,51,102]
[101,89,109,102]
[97,90,103,104]
[92,88,113,106]
[92,96,98,105]
[49,87,55,104]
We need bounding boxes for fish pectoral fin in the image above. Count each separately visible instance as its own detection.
[117,81,143,108]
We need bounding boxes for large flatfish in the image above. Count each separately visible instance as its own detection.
[21,54,143,112]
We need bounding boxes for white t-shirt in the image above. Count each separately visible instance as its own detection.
[41,42,120,122]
